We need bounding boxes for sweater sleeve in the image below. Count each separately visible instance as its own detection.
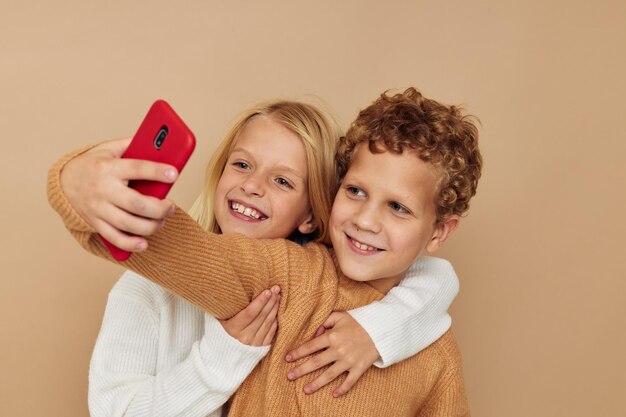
[47,148,290,319]
[89,272,269,417]
[347,256,459,367]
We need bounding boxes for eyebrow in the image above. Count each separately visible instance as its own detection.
[230,148,307,182]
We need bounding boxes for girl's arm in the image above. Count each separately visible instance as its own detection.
[89,272,275,417]
[47,143,287,319]
[285,256,458,396]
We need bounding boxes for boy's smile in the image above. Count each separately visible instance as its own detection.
[214,115,316,239]
[329,143,454,293]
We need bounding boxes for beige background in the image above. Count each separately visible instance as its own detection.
[1,1,625,416]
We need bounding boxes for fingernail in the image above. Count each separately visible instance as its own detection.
[167,204,176,217]
[136,241,147,251]
[272,285,281,294]
[332,391,340,398]
[157,220,165,231]
[287,371,295,380]
[264,290,271,298]
[304,386,312,394]
[285,354,293,362]
[164,169,177,181]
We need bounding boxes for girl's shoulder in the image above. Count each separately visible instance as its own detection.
[110,270,172,307]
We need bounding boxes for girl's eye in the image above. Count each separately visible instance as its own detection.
[390,201,409,214]
[233,161,250,170]
[275,177,293,189]
[347,186,365,197]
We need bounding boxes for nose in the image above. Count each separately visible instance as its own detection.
[240,173,265,197]
[352,202,381,234]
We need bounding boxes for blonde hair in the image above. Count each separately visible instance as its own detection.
[189,100,341,244]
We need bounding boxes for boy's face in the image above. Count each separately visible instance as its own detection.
[329,144,458,293]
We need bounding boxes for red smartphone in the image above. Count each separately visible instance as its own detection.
[100,99,196,261]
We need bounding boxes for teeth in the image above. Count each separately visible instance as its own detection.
[351,238,377,251]
[231,202,263,219]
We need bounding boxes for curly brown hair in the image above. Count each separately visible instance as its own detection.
[336,87,482,223]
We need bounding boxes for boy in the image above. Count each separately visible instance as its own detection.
[48,87,482,416]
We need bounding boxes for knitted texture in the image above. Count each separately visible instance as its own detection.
[48,153,470,417]
[89,271,269,417]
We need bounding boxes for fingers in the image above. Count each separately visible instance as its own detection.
[285,334,329,363]
[287,349,334,381]
[94,218,149,252]
[238,287,276,328]
[312,311,340,337]
[62,145,177,242]
[246,287,280,342]
[332,369,364,398]
[321,311,342,328]
[285,310,378,397]
[104,208,165,238]
[110,189,175,221]
[107,159,177,221]
[102,137,133,157]
[114,158,178,184]
[261,318,279,346]
[314,324,327,337]
[220,286,281,346]
[302,362,348,395]
[256,293,280,345]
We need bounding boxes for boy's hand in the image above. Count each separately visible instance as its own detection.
[60,138,178,252]
[220,286,281,346]
[285,311,380,397]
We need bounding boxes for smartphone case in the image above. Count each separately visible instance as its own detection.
[100,99,196,261]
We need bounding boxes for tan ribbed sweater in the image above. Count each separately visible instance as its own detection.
[48,149,470,416]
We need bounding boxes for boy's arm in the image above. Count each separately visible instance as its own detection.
[348,256,459,367]
[89,273,270,417]
[47,146,278,319]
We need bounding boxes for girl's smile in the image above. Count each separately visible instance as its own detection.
[229,200,268,221]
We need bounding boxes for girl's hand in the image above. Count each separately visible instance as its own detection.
[220,286,281,346]
[60,138,178,252]
[285,311,380,397]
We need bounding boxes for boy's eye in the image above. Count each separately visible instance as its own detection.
[347,186,365,197]
[275,177,293,189]
[390,201,410,214]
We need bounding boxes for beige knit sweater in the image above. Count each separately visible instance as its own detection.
[48,149,470,417]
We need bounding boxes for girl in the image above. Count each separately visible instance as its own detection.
[49,99,459,416]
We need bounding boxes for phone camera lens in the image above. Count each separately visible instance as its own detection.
[154,126,169,149]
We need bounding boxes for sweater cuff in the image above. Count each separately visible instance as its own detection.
[46,144,99,233]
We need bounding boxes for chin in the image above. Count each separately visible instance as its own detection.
[339,264,374,283]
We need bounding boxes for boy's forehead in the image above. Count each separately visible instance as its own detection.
[349,142,439,177]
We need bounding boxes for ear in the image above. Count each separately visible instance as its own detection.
[297,211,318,235]
[426,215,460,253]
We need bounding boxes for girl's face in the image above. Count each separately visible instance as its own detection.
[214,115,316,239]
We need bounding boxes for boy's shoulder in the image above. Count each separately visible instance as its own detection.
[422,330,463,364]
